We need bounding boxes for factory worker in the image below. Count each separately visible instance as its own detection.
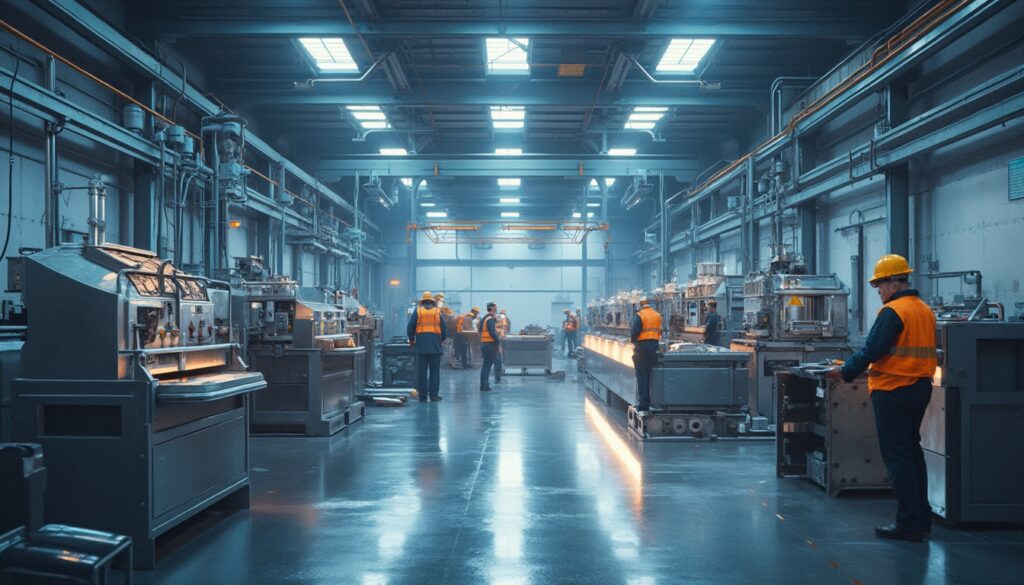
[630,297,662,413]
[825,254,936,542]
[407,291,448,402]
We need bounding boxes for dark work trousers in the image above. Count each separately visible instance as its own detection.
[632,346,658,411]
[454,335,468,367]
[495,340,503,381]
[871,378,933,531]
[480,343,499,389]
[565,330,577,354]
[416,353,442,399]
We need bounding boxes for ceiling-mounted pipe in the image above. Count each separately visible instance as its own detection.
[294,55,389,89]
[625,55,711,87]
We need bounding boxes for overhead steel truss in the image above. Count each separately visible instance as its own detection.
[407,221,609,245]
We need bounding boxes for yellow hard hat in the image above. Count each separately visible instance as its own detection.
[471,307,480,313]
[870,254,912,285]
[435,293,445,299]
[421,291,434,301]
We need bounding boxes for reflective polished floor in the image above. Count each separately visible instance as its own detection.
[139,358,1024,585]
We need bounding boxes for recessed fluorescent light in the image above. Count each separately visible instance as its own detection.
[379,148,408,155]
[495,148,523,155]
[499,197,520,204]
[572,212,582,219]
[401,178,413,187]
[501,212,520,218]
[497,178,522,188]
[298,38,359,72]
[419,202,436,207]
[656,39,716,73]
[588,212,595,218]
[608,148,637,156]
[359,121,390,129]
[485,38,530,74]
[587,202,601,208]
[491,106,525,130]
[589,178,617,188]
[625,106,668,130]
[426,211,447,218]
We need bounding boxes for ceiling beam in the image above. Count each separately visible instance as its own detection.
[318,155,699,179]
[135,17,884,41]
[226,81,765,108]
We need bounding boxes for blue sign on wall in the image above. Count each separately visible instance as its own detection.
[1011,157,1024,201]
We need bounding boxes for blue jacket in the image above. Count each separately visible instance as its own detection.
[479,313,500,345]
[840,289,920,382]
[704,311,722,346]
[407,304,448,355]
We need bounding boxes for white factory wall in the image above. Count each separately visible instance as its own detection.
[403,222,640,332]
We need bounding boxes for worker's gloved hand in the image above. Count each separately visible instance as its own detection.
[824,367,843,380]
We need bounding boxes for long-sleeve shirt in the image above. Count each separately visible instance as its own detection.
[704,311,722,346]
[479,313,500,344]
[407,305,448,354]
[630,314,659,351]
[840,289,921,383]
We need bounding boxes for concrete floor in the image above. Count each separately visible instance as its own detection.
[139,358,1023,585]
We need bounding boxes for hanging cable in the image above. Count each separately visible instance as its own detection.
[2,53,21,264]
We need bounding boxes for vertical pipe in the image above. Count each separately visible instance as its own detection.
[410,178,418,297]
[278,163,287,276]
[659,171,667,285]
[745,158,756,273]
[600,181,611,296]
[43,56,57,247]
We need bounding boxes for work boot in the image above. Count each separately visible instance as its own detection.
[874,524,924,542]
[480,386,492,392]
[430,395,443,402]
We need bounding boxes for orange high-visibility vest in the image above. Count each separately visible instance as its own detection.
[637,306,662,342]
[868,295,937,392]
[564,316,578,331]
[481,315,497,343]
[455,315,465,332]
[415,306,442,335]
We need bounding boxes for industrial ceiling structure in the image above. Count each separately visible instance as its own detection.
[121,0,906,221]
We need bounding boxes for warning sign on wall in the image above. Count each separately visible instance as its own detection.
[787,296,804,308]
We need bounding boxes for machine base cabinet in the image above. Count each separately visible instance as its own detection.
[501,335,553,374]
[776,370,890,497]
[249,347,366,436]
[11,381,255,569]
[922,322,1024,525]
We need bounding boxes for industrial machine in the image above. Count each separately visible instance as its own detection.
[582,291,757,440]
[776,365,890,497]
[677,262,744,345]
[0,326,25,443]
[381,338,415,388]
[239,275,365,436]
[10,234,265,569]
[501,333,554,374]
[338,292,382,385]
[922,321,1024,525]
[731,247,851,427]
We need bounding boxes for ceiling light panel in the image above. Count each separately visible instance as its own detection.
[299,38,359,72]
[499,197,521,204]
[608,148,637,156]
[501,212,521,218]
[625,106,668,130]
[426,211,448,218]
[497,178,522,188]
[490,106,525,130]
[656,39,716,73]
[379,148,408,155]
[486,38,530,74]
[495,148,523,156]
[347,105,392,130]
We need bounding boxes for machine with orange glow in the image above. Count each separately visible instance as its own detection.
[730,247,851,428]
[581,292,756,439]
[10,240,266,569]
